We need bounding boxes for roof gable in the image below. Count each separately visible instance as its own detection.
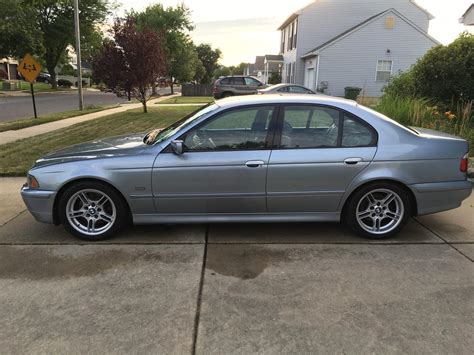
[302,8,440,58]
[278,0,434,31]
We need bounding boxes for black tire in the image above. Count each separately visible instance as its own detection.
[222,92,233,98]
[344,182,411,239]
[58,181,128,241]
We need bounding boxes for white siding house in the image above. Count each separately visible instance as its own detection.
[278,0,439,97]
[460,4,474,26]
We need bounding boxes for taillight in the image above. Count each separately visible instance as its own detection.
[212,86,217,93]
[460,153,468,173]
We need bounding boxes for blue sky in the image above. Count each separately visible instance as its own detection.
[118,0,474,65]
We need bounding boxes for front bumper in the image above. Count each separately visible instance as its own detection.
[21,185,56,224]
[411,180,472,215]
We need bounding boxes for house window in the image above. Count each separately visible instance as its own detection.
[293,19,298,49]
[376,60,392,81]
[281,29,286,53]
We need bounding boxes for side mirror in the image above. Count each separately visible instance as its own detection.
[170,140,184,155]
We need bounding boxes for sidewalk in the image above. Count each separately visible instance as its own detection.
[0,94,178,145]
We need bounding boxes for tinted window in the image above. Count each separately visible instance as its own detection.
[184,106,274,151]
[281,106,340,148]
[277,87,289,92]
[288,86,311,93]
[219,78,231,85]
[342,115,376,147]
[232,77,245,85]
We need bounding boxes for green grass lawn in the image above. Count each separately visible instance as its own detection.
[0,106,197,176]
[18,81,74,92]
[157,96,214,104]
[0,105,118,133]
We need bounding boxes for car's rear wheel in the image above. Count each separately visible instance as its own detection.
[345,183,410,239]
[222,92,233,98]
[58,182,127,241]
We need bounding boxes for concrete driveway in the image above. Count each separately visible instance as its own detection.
[1,178,473,353]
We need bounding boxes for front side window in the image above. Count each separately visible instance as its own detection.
[376,60,393,81]
[280,106,340,148]
[342,115,376,147]
[183,106,274,151]
[244,77,261,86]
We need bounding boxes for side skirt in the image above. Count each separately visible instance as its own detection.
[132,212,341,225]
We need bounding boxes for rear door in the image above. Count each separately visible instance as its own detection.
[231,77,247,95]
[266,104,377,213]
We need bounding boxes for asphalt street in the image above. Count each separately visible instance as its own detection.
[0,178,472,353]
[0,87,176,122]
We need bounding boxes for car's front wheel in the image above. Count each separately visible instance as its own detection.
[345,183,411,239]
[58,182,127,241]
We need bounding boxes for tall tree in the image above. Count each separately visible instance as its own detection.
[135,4,195,93]
[0,0,40,58]
[195,44,221,84]
[6,0,112,88]
[93,17,167,113]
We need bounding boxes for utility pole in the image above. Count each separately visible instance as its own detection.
[74,0,84,110]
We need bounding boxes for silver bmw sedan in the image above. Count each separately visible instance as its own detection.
[21,95,471,241]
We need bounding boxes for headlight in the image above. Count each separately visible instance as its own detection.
[27,175,39,189]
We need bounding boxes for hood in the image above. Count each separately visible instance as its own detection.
[33,133,149,169]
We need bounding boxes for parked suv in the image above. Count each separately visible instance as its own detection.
[213,76,264,99]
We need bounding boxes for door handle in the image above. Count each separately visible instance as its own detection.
[344,157,363,165]
[245,160,265,168]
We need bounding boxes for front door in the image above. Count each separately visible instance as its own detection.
[266,104,377,213]
[152,105,277,214]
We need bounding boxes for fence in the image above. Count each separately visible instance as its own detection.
[181,84,213,97]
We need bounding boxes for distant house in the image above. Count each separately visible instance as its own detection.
[278,0,439,97]
[244,55,283,84]
[0,58,19,80]
[460,4,474,26]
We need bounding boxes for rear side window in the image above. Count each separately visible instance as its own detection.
[281,106,340,148]
[219,78,231,85]
[232,77,245,85]
[342,115,377,147]
[278,105,377,149]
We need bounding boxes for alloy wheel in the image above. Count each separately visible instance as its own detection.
[65,189,116,236]
[355,188,404,235]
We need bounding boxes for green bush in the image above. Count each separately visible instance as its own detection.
[386,33,473,104]
[383,70,417,99]
[58,79,73,88]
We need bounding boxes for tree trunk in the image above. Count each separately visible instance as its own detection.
[170,82,174,94]
[142,101,148,113]
[48,68,57,89]
[127,91,131,101]
[152,82,157,96]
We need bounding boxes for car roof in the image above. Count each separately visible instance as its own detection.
[215,94,358,109]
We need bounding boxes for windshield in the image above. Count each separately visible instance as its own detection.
[143,103,219,145]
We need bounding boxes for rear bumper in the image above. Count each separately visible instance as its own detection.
[21,185,56,224]
[410,180,472,215]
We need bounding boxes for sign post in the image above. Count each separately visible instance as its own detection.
[18,53,42,118]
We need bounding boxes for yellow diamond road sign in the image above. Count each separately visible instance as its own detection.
[19,53,42,83]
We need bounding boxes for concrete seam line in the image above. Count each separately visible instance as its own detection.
[413,218,474,263]
[192,224,209,355]
[0,209,27,227]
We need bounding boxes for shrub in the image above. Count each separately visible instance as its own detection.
[268,72,282,85]
[383,70,417,99]
[75,80,88,87]
[58,79,73,88]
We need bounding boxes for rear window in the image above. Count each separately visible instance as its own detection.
[219,78,231,85]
